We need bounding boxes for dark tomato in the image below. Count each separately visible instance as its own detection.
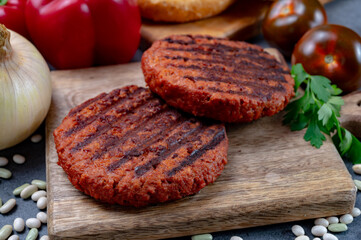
[262,0,327,57]
[292,24,361,93]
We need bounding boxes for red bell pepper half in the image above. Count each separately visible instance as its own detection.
[26,0,141,69]
[0,0,29,38]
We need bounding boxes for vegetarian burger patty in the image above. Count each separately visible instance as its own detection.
[141,35,294,122]
[53,85,228,207]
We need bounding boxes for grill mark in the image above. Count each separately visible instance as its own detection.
[90,107,174,161]
[71,97,163,152]
[167,129,226,177]
[162,37,196,45]
[134,124,205,177]
[165,46,281,69]
[106,118,195,172]
[163,55,289,75]
[184,75,286,100]
[68,92,107,117]
[207,87,270,101]
[64,88,145,137]
[169,63,287,84]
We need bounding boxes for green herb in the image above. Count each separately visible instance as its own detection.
[283,63,361,164]
[0,0,8,6]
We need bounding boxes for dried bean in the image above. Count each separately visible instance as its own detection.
[292,225,305,236]
[0,168,12,179]
[340,214,353,224]
[351,207,360,217]
[20,185,38,199]
[31,190,46,201]
[13,184,30,196]
[0,198,16,214]
[26,218,41,229]
[12,154,25,164]
[31,180,46,190]
[328,223,347,233]
[311,225,327,236]
[0,157,8,167]
[13,218,25,232]
[314,218,329,227]
[26,228,38,240]
[0,225,12,240]
[191,234,213,240]
[37,197,47,209]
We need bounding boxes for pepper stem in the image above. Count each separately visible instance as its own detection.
[0,24,12,59]
[0,0,8,6]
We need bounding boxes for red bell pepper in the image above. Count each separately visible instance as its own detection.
[0,0,29,38]
[25,0,141,69]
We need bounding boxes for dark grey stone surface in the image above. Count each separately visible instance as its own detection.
[1,0,360,239]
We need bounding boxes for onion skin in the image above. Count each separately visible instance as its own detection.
[0,24,52,150]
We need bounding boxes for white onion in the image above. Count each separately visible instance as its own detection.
[0,24,51,150]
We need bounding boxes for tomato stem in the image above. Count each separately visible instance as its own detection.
[324,55,334,64]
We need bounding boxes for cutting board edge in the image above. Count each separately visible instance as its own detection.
[46,183,356,240]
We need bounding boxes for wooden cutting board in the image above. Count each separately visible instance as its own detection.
[141,0,333,45]
[46,57,357,240]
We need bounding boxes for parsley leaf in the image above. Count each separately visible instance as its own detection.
[284,63,361,164]
[310,75,332,102]
[304,113,326,148]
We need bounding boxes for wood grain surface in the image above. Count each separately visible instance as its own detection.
[46,57,357,240]
[141,0,333,45]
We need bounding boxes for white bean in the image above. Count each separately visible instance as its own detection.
[20,185,38,199]
[12,154,25,164]
[8,235,19,240]
[0,157,8,167]
[323,233,338,240]
[40,235,49,240]
[292,225,305,236]
[31,134,42,143]
[0,168,12,179]
[13,217,25,232]
[36,212,47,224]
[230,237,243,240]
[26,228,38,240]
[311,225,327,237]
[352,164,361,175]
[295,236,309,240]
[26,218,41,229]
[340,213,353,224]
[313,238,321,240]
[328,223,347,232]
[31,190,47,201]
[37,197,47,210]
[31,180,46,190]
[0,225,12,240]
[0,198,16,214]
[314,218,329,227]
[326,217,339,224]
[351,207,361,217]
[13,183,30,196]
[354,179,361,191]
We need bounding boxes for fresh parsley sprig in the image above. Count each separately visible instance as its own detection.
[283,63,361,164]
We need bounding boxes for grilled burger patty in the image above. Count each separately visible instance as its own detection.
[141,35,294,122]
[54,85,228,207]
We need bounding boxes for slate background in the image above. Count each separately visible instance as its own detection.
[1,0,360,239]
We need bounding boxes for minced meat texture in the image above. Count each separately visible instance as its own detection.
[53,85,228,207]
[141,34,294,122]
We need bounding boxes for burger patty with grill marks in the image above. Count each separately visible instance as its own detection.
[141,35,295,122]
[53,85,228,207]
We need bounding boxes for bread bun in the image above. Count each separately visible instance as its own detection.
[138,0,236,22]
